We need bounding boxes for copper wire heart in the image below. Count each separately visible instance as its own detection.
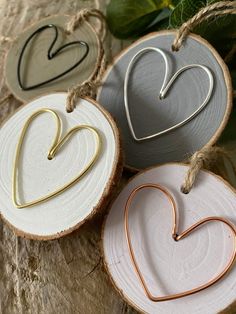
[124,183,236,301]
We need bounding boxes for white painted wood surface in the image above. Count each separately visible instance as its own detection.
[0,93,119,239]
[103,164,236,314]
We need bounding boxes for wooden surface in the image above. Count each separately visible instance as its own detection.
[0,93,121,239]
[0,0,136,313]
[97,31,232,170]
[0,1,235,314]
[103,164,236,314]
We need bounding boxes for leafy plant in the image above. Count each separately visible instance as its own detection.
[106,0,236,54]
[170,0,236,54]
[106,0,174,39]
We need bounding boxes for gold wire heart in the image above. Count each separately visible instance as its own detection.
[12,108,101,209]
[124,47,214,141]
[124,183,236,301]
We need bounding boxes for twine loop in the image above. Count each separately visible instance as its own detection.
[66,8,106,39]
[181,146,234,194]
[172,1,236,51]
[66,9,91,35]
[65,9,106,113]
[66,80,100,113]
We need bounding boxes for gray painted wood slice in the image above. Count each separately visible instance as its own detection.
[97,31,232,170]
[0,92,121,240]
[5,15,99,102]
[102,163,236,314]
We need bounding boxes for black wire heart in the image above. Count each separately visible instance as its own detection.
[17,24,89,91]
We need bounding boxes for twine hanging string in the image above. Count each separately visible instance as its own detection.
[171,1,236,193]
[172,1,236,51]
[181,146,236,194]
[0,93,13,106]
[66,8,106,40]
[65,9,107,113]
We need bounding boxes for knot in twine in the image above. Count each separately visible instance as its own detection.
[66,8,91,34]
[66,8,105,38]
[66,80,100,113]
[65,9,106,113]
[66,9,106,112]
[65,46,106,112]
[172,1,236,51]
[181,146,233,194]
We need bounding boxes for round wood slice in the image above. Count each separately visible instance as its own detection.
[102,163,236,314]
[5,15,99,102]
[0,92,122,240]
[97,31,232,170]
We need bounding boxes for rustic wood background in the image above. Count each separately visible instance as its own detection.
[0,0,235,313]
[0,0,136,313]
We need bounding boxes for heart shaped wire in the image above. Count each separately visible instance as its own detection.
[17,24,89,91]
[12,108,101,208]
[124,47,214,141]
[124,183,236,301]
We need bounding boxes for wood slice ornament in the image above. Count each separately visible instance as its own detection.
[102,163,236,314]
[4,14,100,102]
[97,31,232,170]
[0,92,122,240]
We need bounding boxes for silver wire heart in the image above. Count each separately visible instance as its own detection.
[124,47,214,142]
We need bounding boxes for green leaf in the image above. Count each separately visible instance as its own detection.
[107,0,173,39]
[170,0,218,28]
[146,8,171,28]
[169,0,236,55]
